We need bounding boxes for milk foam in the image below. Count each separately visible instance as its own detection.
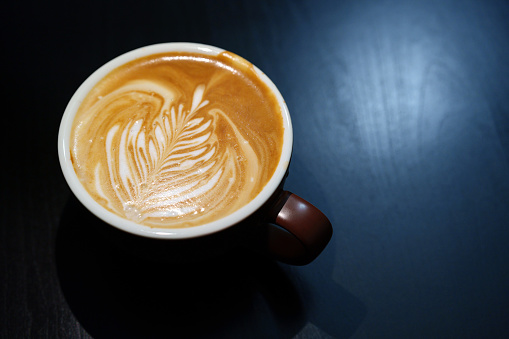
[89,82,258,224]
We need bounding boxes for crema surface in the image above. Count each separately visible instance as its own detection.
[71,52,284,228]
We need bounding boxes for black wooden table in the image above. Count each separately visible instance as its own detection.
[2,0,509,338]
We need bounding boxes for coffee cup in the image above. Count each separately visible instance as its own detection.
[58,42,332,265]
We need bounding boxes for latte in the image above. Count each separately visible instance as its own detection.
[70,51,284,228]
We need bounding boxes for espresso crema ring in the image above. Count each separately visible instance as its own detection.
[71,52,284,228]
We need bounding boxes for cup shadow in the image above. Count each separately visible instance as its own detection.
[56,196,306,338]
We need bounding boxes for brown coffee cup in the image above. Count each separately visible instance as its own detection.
[58,42,332,265]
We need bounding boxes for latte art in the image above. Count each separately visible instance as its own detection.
[97,83,258,223]
[71,52,284,227]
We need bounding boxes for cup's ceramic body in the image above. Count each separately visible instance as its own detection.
[58,42,293,240]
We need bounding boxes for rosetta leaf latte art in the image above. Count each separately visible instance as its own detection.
[92,83,260,225]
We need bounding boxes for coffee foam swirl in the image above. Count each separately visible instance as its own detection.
[71,52,283,228]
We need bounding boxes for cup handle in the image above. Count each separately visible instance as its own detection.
[266,191,333,265]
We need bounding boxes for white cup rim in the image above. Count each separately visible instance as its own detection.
[58,42,293,239]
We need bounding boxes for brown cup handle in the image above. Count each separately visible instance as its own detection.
[267,191,333,265]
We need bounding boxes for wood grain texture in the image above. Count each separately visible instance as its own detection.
[1,0,509,338]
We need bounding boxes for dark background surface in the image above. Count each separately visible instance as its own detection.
[2,0,509,338]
